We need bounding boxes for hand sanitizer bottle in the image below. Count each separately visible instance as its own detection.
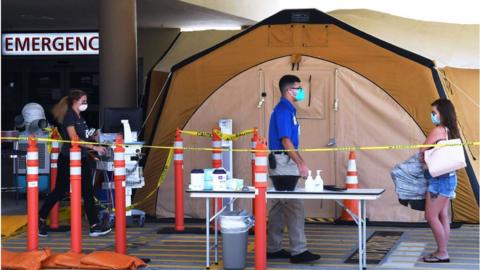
[314,170,324,191]
[305,170,315,191]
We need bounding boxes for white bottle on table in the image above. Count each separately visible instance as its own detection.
[305,170,315,191]
[314,170,324,191]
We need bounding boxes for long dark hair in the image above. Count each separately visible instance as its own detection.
[51,89,86,124]
[431,98,460,139]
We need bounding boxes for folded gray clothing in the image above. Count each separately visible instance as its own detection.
[391,153,427,200]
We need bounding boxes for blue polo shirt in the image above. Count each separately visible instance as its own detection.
[269,97,300,150]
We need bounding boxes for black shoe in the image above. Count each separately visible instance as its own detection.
[89,224,112,237]
[38,218,48,237]
[423,255,450,263]
[267,249,291,259]
[290,250,321,264]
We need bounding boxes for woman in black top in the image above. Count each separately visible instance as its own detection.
[39,89,111,237]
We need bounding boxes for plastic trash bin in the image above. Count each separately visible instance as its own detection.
[220,211,254,270]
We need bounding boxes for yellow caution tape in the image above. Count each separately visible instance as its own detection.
[126,147,173,210]
[212,128,255,141]
[297,141,480,153]
[179,130,213,138]
[179,128,255,141]
[94,148,174,212]
[1,136,479,153]
[141,141,480,153]
[1,136,123,148]
[3,133,478,214]
[46,127,62,153]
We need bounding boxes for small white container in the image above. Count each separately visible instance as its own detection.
[203,168,214,190]
[226,179,237,190]
[212,168,227,190]
[235,178,244,190]
[190,169,205,190]
[227,178,244,190]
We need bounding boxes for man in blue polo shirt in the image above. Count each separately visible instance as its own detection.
[267,75,321,263]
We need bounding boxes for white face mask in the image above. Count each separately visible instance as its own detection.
[79,104,88,111]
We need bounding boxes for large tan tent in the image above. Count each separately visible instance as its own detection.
[329,9,480,69]
[138,9,479,223]
[142,9,480,153]
[143,30,240,144]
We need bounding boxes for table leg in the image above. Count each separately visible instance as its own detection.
[357,199,364,270]
[214,197,218,264]
[206,198,210,269]
[362,200,367,268]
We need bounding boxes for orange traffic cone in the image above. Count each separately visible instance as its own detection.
[341,151,359,221]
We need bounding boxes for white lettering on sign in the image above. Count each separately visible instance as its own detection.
[2,33,99,55]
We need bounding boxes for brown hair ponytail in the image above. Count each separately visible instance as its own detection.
[51,89,86,124]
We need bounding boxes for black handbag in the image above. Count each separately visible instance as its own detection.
[268,153,276,169]
[398,199,426,211]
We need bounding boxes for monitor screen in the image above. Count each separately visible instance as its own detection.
[102,107,143,133]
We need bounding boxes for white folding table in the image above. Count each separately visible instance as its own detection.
[187,188,385,270]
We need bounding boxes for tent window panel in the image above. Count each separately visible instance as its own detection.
[302,25,328,47]
[268,25,294,47]
[296,77,327,119]
[272,74,328,119]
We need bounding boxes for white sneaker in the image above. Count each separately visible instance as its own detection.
[89,224,112,237]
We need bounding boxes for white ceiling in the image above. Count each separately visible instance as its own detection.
[183,0,480,24]
[1,0,254,31]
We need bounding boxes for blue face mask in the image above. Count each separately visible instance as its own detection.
[291,88,305,102]
[431,113,441,126]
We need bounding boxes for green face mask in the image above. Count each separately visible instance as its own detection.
[292,87,305,102]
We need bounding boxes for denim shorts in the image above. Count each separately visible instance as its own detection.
[424,170,457,199]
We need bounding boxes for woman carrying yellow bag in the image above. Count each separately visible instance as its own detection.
[419,98,460,263]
